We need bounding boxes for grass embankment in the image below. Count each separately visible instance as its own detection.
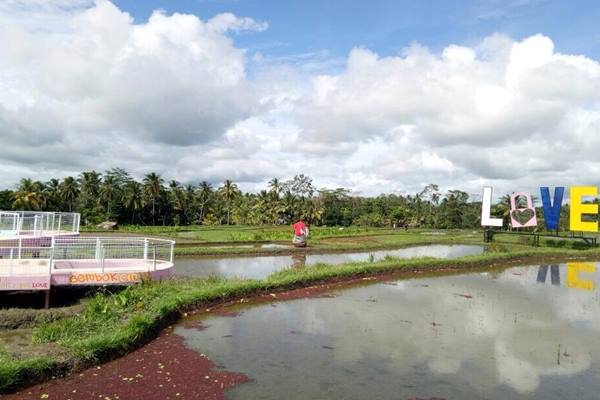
[2,242,600,393]
[86,225,596,256]
[0,347,55,395]
[174,230,484,256]
[85,225,485,256]
[84,225,397,244]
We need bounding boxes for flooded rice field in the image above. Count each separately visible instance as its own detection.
[175,262,600,399]
[8,261,600,400]
[175,244,483,279]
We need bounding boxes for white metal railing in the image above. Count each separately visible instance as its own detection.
[0,212,19,235]
[0,211,80,237]
[0,237,175,276]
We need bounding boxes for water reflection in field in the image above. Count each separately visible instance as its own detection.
[176,262,600,400]
[175,244,483,279]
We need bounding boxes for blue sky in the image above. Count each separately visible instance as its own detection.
[112,0,600,60]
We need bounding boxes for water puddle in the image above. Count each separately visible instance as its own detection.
[175,245,483,279]
[176,262,600,399]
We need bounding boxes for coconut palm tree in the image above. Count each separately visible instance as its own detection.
[78,171,102,208]
[217,180,240,225]
[143,172,164,225]
[168,180,186,225]
[268,178,282,198]
[123,181,143,224]
[0,190,12,210]
[182,184,196,225]
[254,190,271,224]
[99,175,117,216]
[195,181,213,224]
[11,178,44,210]
[304,200,325,225]
[281,190,297,223]
[60,177,79,212]
[493,194,512,229]
[44,178,62,210]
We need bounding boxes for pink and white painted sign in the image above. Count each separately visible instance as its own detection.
[0,276,50,291]
[509,192,538,228]
[50,268,172,286]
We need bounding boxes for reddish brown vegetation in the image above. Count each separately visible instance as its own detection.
[5,330,249,400]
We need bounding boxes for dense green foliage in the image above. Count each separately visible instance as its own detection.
[3,171,487,229]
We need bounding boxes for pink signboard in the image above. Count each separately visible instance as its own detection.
[49,268,172,286]
[0,276,50,291]
[65,272,151,285]
[509,192,538,228]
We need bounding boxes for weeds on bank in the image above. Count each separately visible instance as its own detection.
[0,345,55,393]
[33,277,263,360]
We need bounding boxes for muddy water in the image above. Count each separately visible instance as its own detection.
[175,244,483,279]
[176,262,600,399]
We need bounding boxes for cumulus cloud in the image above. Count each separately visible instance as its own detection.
[1,1,600,196]
[0,0,262,182]
[285,33,600,195]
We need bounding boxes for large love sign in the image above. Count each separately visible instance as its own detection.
[482,186,599,232]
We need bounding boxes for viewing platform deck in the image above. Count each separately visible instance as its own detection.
[0,211,80,239]
[0,237,175,291]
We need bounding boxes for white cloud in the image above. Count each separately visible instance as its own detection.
[285,33,600,194]
[1,1,600,197]
[206,12,269,33]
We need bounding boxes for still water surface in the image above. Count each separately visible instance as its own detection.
[176,262,600,399]
[175,244,483,279]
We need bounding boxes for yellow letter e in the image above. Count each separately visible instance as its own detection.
[570,186,598,232]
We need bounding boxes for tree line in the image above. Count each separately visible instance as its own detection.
[0,170,484,228]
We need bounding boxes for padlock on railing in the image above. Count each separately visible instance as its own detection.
[509,192,538,228]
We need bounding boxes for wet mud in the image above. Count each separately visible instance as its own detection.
[4,330,249,400]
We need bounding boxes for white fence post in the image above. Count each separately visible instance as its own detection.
[143,239,148,262]
[9,248,14,275]
[94,237,104,272]
[49,236,55,275]
[17,215,22,236]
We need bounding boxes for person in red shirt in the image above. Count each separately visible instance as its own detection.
[292,218,308,247]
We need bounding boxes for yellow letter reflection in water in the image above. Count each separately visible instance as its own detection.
[566,262,596,291]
